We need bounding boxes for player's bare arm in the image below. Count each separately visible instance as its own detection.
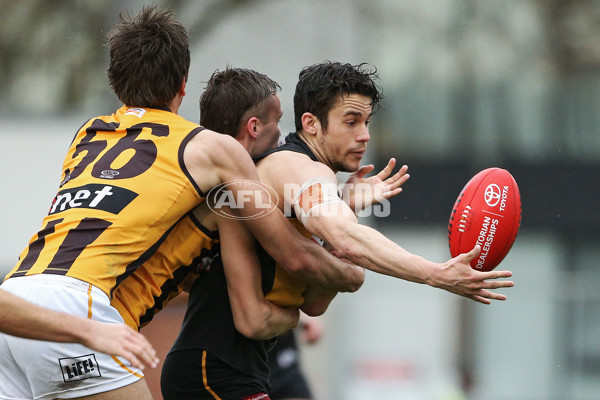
[219,214,342,328]
[212,209,300,340]
[259,152,513,305]
[0,289,159,370]
[298,243,362,317]
[246,214,365,293]
[183,129,259,195]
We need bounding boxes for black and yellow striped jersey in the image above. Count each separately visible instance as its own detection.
[257,132,322,307]
[166,219,312,382]
[169,133,321,381]
[5,106,206,297]
[262,217,309,308]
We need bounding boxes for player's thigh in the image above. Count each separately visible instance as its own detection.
[0,333,35,399]
[6,325,145,399]
[2,276,145,399]
[70,378,152,400]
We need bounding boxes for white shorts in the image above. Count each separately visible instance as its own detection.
[0,275,143,400]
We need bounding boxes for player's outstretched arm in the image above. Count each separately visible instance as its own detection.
[244,212,365,293]
[264,157,514,304]
[0,289,159,369]
[303,202,514,303]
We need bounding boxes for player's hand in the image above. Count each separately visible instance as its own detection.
[430,245,515,304]
[342,158,409,212]
[81,322,159,370]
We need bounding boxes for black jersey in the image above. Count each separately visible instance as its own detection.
[253,132,319,163]
[169,241,277,381]
[167,132,320,382]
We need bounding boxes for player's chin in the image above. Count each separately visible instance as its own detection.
[344,162,361,173]
[347,153,364,169]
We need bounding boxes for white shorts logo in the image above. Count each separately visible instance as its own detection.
[59,354,101,382]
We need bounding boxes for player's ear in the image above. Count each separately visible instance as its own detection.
[301,112,319,136]
[178,79,186,96]
[246,117,259,139]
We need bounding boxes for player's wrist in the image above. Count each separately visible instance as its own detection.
[69,316,95,346]
[419,259,441,287]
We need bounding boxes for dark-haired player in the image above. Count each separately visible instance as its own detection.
[254,61,515,302]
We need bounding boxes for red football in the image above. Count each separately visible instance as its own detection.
[448,168,522,271]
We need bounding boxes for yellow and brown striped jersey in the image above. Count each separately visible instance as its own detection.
[111,213,219,330]
[5,106,206,297]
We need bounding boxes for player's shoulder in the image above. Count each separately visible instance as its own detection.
[259,150,335,188]
[262,148,312,164]
[192,128,239,146]
[186,129,244,159]
[259,150,313,173]
[260,148,324,170]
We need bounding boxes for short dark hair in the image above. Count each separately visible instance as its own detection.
[293,61,382,131]
[200,67,281,137]
[106,5,190,108]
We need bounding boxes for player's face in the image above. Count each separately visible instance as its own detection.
[254,93,283,155]
[318,93,372,172]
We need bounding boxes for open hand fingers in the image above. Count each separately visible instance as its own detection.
[468,295,492,305]
[381,186,403,200]
[465,275,513,303]
[123,329,159,369]
[464,288,507,304]
[480,279,514,289]
[462,245,482,262]
[475,289,507,301]
[135,334,159,369]
[123,351,143,370]
[375,158,396,180]
[479,270,513,280]
[382,163,408,184]
[380,165,409,197]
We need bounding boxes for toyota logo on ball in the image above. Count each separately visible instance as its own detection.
[484,184,501,207]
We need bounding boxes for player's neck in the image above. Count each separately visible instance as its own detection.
[296,131,337,172]
[167,93,184,114]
